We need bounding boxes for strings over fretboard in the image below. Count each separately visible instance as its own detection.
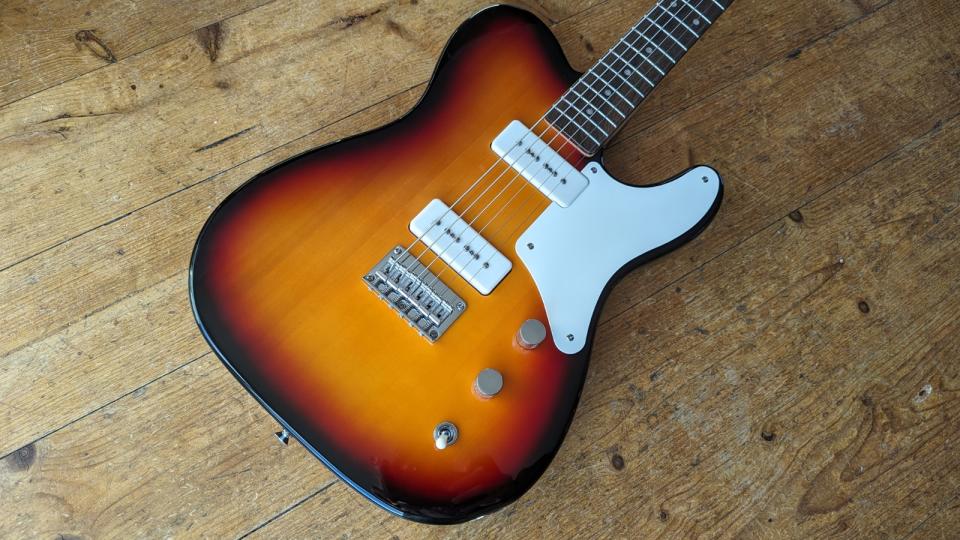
[546,0,732,156]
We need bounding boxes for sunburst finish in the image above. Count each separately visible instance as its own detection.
[191,6,592,523]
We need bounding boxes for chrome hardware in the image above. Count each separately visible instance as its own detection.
[275,428,290,445]
[517,319,547,349]
[434,422,458,450]
[474,368,503,398]
[364,246,465,343]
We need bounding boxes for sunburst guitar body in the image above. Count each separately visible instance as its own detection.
[191,2,730,524]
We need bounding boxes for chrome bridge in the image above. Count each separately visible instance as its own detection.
[363,246,465,342]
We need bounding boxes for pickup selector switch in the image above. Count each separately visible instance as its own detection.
[434,422,458,450]
[474,368,503,398]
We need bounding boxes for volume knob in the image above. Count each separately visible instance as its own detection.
[474,368,503,398]
[517,319,547,349]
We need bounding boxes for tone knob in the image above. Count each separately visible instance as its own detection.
[433,421,458,450]
[474,368,503,398]
[517,319,547,349]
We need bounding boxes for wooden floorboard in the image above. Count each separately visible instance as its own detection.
[2,0,959,537]
[0,0,273,108]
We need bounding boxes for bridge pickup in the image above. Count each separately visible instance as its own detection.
[491,120,589,208]
[409,199,511,295]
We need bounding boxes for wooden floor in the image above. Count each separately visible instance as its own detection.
[2,0,959,537]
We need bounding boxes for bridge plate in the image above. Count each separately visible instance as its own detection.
[363,246,465,342]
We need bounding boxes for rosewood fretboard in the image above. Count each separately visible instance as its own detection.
[546,0,733,155]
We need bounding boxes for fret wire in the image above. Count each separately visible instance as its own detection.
[566,89,617,128]
[680,0,710,23]
[573,82,626,121]
[608,47,655,88]
[546,0,727,154]
[586,71,635,108]
[621,39,666,76]
[553,105,603,146]
[655,3,699,38]
[598,57,645,97]
[629,26,676,64]
[567,99,610,136]
[546,109,595,151]
[645,16,687,51]
[571,79,627,119]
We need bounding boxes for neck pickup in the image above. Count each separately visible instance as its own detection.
[491,120,589,208]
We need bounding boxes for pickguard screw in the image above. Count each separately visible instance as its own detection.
[527,242,535,250]
[702,176,708,183]
[590,166,598,173]
[455,301,465,311]
[566,334,575,341]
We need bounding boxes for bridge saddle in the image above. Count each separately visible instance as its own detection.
[363,246,465,342]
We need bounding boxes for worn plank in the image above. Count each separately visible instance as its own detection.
[904,492,960,539]
[0,0,271,107]
[247,83,960,540]
[0,354,337,538]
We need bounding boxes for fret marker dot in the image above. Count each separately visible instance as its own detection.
[693,19,701,26]
[624,68,633,76]
[586,107,595,115]
[646,47,654,54]
[604,89,613,96]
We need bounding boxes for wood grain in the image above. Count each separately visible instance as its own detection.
[1,0,958,537]
[0,0,271,107]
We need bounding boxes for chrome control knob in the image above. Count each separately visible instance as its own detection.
[474,368,503,398]
[517,319,547,349]
[433,422,458,450]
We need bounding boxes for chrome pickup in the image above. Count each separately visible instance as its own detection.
[363,246,465,342]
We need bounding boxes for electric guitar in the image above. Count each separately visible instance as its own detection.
[190,0,732,524]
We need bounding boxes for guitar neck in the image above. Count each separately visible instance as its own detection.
[546,0,732,156]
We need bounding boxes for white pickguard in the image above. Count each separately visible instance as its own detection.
[516,162,722,354]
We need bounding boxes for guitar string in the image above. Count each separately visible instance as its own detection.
[472,0,719,264]
[420,0,703,291]
[397,0,691,279]
[420,0,711,291]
